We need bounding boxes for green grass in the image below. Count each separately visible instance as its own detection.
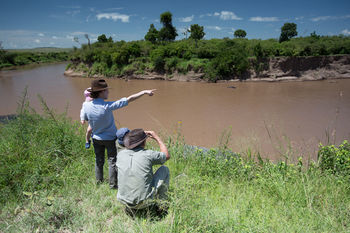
[0,93,349,232]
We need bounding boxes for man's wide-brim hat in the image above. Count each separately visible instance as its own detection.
[124,128,148,149]
[89,79,110,92]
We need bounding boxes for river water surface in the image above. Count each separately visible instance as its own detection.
[1,63,349,161]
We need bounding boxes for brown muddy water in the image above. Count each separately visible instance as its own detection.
[1,63,349,161]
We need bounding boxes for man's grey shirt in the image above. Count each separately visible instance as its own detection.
[116,148,166,205]
[82,97,128,140]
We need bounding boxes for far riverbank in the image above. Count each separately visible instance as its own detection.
[64,55,350,82]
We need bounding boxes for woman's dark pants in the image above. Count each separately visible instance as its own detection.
[92,139,118,189]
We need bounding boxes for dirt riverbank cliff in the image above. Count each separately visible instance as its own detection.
[64,55,350,82]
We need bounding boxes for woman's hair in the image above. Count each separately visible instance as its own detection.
[90,91,102,99]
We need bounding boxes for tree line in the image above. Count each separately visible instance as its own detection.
[0,44,70,69]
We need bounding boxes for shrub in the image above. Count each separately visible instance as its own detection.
[90,62,108,76]
[153,56,165,72]
[318,140,350,176]
[165,57,179,72]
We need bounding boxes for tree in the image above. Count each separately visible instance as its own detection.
[234,29,247,38]
[158,11,178,42]
[108,36,113,43]
[84,34,91,49]
[0,41,6,61]
[182,28,189,39]
[189,24,205,47]
[310,31,320,39]
[97,34,108,43]
[145,24,159,43]
[279,23,297,43]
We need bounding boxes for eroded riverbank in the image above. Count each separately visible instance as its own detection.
[64,55,350,82]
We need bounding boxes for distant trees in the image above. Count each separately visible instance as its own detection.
[145,24,159,43]
[0,41,6,63]
[97,34,113,43]
[97,34,108,43]
[189,24,205,47]
[234,29,247,38]
[279,23,297,42]
[158,11,178,41]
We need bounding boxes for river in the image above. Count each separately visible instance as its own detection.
[1,63,349,161]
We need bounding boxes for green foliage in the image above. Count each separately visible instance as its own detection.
[279,22,298,43]
[65,35,350,80]
[234,29,247,38]
[318,140,350,176]
[189,24,205,42]
[145,24,159,43]
[205,39,250,81]
[97,34,108,43]
[0,92,90,204]
[0,50,69,69]
[159,11,178,41]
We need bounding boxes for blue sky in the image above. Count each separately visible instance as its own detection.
[1,0,349,49]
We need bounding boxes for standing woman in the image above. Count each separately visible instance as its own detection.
[81,79,156,189]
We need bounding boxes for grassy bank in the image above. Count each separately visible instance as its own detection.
[0,48,71,69]
[0,95,349,232]
[67,35,350,82]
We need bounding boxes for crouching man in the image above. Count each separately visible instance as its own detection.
[116,129,170,209]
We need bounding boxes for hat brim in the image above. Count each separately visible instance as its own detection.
[88,87,110,92]
[124,134,148,149]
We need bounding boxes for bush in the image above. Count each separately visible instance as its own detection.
[165,57,179,72]
[153,56,165,72]
[318,140,350,176]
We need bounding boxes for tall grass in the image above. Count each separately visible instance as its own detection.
[0,94,349,232]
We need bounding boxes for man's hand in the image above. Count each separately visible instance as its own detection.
[145,130,170,161]
[145,130,157,140]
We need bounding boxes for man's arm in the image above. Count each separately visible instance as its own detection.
[145,131,170,161]
[127,89,156,103]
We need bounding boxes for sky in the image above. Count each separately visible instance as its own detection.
[0,0,350,49]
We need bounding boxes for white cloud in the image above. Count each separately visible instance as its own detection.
[215,11,242,20]
[200,13,212,18]
[250,17,279,22]
[52,36,58,39]
[311,16,332,22]
[179,15,194,23]
[34,39,41,43]
[311,14,350,22]
[207,26,222,31]
[38,33,45,37]
[96,13,130,23]
[342,29,350,35]
[104,7,124,11]
[71,31,88,36]
[66,10,80,16]
[295,16,304,21]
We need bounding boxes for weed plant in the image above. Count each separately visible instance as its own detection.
[0,95,349,232]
